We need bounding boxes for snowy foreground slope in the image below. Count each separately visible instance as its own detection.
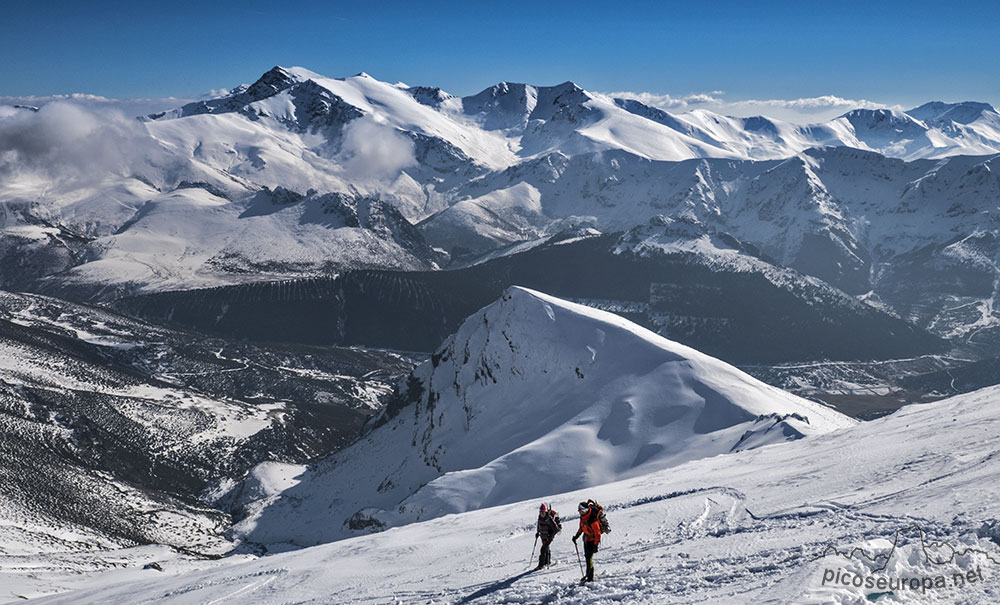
[30,383,1000,603]
[226,287,853,547]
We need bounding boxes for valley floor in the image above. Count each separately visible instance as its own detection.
[12,385,1000,604]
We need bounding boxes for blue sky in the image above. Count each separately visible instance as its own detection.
[4,0,999,114]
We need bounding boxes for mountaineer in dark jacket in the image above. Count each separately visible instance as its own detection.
[535,503,561,569]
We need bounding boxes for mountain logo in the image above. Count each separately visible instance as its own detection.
[811,524,1000,572]
[810,524,999,596]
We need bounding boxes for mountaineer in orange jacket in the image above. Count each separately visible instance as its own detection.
[572,500,602,582]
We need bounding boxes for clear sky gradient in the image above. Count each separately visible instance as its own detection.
[4,0,999,109]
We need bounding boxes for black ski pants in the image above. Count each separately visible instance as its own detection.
[584,540,598,580]
[539,538,552,566]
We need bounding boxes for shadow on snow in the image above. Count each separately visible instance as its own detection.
[455,569,536,604]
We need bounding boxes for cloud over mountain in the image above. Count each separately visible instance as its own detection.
[0,101,164,184]
[608,90,901,122]
[336,116,417,181]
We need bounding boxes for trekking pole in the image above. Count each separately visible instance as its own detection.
[527,534,538,569]
[574,540,584,577]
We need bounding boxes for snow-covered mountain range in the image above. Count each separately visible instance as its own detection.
[2,66,999,314]
[153,66,1000,169]
[427,148,1000,347]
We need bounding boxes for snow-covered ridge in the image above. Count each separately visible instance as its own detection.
[21,186,440,300]
[228,286,854,547]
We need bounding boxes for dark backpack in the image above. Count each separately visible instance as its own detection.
[587,499,611,534]
[539,509,561,535]
[551,511,562,532]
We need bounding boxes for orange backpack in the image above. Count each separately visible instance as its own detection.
[587,499,611,534]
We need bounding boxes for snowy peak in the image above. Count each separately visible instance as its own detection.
[528,81,593,124]
[739,114,781,134]
[831,106,1000,159]
[243,65,300,100]
[150,65,378,125]
[150,65,308,120]
[231,286,853,546]
[406,85,455,107]
[461,80,593,130]
[532,80,588,105]
[837,107,928,136]
[841,106,923,125]
[462,81,540,130]
[908,100,999,125]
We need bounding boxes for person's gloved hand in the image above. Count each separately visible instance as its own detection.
[535,532,540,538]
[572,535,578,543]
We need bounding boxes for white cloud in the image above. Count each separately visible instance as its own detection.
[336,117,417,181]
[607,91,903,123]
[0,94,193,119]
[0,101,167,186]
[610,91,724,109]
[202,88,232,100]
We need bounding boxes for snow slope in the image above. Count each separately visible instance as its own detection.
[25,186,441,300]
[227,286,853,548]
[28,378,1000,604]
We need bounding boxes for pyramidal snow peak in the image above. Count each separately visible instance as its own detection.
[227,286,854,548]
